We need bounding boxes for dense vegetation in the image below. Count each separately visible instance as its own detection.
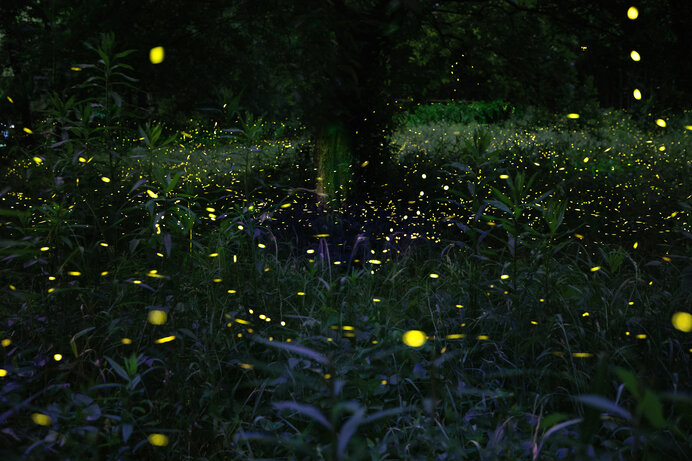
[1,1,692,460]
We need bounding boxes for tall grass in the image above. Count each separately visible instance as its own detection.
[1,104,691,460]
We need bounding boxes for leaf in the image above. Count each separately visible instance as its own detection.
[337,407,365,460]
[273,401,332,430]
[105,356,130,382]
[639,390,666,429]
[574,394,632,421]
[163,233,172,257]
[122,423,133,443]
[251,335,328,365]
[615,367,641,401]
[70,327,96,358]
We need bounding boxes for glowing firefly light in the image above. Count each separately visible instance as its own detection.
[672,312,692,332]
[633,89,642,100]
[655,119,666,127]
[630,50,640,61]
[148,433,169,446]
[154,335,175,344]
[101,176,111,183]
[402,330,426,348]
[627,6,638,20]
[24,127,33,134]
[32,413,52,426]
[148,310,167,325]
[566,113,580,119]
[149,46,165,64]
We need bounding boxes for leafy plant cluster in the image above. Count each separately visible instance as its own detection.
[1,102,692,461]
[402,100,515,126]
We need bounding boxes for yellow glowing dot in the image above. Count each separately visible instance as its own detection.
[656,119,666,128]
[148,433,169,446]
[155,335,175,344]
[40,246,50,252]
[146,190,158,198]
[68,271,81,276]
[101,271,108,276]
[402,330,426,348]
[24,127,34,134]
[7,96,13,103]
[47,288,55,294]
[53,354,62,361]
[633,89,642,100]
[477,335,489,340]
[149,46,165,64]
[685,125,692,131]
[672,312,692,332]
[9,285,16,290]
[572,352,593,358]
[628,301,634,306]
[499,174,509,179]
[213,278,222,283]
[361,160,369,167]
[121,338,132,344]
[1,339,11,347]
[280,202,291,208]
[101,176,110,183]
[662,256,671,262]
[500,274,509,280]
[429,273,439,278]
[590,266,601,272]
[32,156,42,164]
[583,157,589,163]
[234,318,250,325]
[324,373,332,379]
[78,156,87,163]
[636,334,647,339]
[240,363,253,370]
[258,243,265,249]
[31,413,52,426]
[71,66,82,71]
[99,242,109,247]
[627,6,638,19]
[281,321,286,326]
[0,369,6,377]
[575,234,584,239]
[306,249,314,254]
[133,280,142,284]
[148,310,167,325]
[566,113,580,119]
[630,50,640,61]
[373,298,381,303]
[368,259,381,265]
[633,242,638,249]
[582,312,590,317]
[539,298,545,302]
[380,379,387,385]
[456,304,463,308]
[446,334,465,339]
[209,253,219,257]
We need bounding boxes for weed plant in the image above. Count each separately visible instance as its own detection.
[1,99,691,460]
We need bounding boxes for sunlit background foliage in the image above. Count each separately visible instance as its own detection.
[1,1,691,459]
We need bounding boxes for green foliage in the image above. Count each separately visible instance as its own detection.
[1,105,692,460]
[403,100,515,126]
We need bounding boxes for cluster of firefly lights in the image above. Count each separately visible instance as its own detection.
[4,10,692,445]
